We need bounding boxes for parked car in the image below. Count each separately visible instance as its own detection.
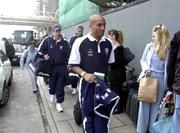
[0,49,12,107]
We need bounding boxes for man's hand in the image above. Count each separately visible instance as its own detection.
[83,73,96,84]
[44,54,50,60]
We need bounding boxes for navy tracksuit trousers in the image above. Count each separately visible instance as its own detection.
[49,66,66,103]
[79,79,109,133]
[69,75,79,88]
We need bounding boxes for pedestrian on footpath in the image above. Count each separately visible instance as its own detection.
[167,30,180,133]
[107,29,127,114]
[68,25,84,95]
[1,37,15,64]
[38,24,70,112]
[69,25,84,47]
[137,24,170,133]
[20,41,38,93]
[68,15,115,133]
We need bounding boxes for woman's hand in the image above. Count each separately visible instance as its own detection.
[145,70,152,77]
[83,73,96,84]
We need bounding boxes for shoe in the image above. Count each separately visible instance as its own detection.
[33,90,37,94]
[50,94,55,103]
[56,103,63,112]
[72,88,77,95]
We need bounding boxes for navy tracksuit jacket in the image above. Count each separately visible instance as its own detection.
[38,35,70,103]
[81,79,119,133]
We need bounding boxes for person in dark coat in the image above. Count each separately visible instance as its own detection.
[167,30,180,133]
[107,29,127,114]
[69,25,84,48]
[1,37,15,64]
[68,25,84,95]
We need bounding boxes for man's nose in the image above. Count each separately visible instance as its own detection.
[101,26,105,31]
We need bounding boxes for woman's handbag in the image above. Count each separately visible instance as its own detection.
[123,47,135,65]
[138,77,159,103]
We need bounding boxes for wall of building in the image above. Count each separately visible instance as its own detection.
[62,0,180,75]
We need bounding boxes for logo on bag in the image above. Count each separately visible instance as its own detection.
[60,46,63,50]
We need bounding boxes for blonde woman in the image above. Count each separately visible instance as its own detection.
[108,29,127,114]
[137,25,170,133]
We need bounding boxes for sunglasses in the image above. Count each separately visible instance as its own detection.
[153,24,164,31]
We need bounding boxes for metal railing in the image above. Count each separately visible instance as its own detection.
[0,11,58,27]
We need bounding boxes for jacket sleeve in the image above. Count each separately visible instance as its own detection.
[66,41,71,59]
[5,42,15,61]
[38,37,48,56]
[20,49,28,70]
[167,32,179,89]
[110,46,124,68]
[140,43,151,73]
[69,37,74,48]
[164,52,169,87]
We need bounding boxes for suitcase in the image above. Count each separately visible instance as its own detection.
[131,92,139,125]
[126,80,139,125]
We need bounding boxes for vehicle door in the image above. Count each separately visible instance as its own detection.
[0,50,11,81]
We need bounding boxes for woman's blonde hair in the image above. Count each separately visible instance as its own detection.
[153,24,170,60]
[108,29,124,45]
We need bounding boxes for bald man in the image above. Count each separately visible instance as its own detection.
[68,15,115,133]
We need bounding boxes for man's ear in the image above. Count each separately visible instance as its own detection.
[89,22,92,28]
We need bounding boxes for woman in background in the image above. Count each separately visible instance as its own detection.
[20,41,38,93]
[137,25,169,133]
[108,29,127,114]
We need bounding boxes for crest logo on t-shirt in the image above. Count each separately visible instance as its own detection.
[87,49,93,56]
[105,48,109,55]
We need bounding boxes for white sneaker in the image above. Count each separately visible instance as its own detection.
[56,103,63,112]
[50,95,55,103]
[72,88,77,95]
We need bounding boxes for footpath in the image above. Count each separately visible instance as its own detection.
[37,77,137,133]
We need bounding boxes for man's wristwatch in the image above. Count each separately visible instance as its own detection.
[80,71,86,78]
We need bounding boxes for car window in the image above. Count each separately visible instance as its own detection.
[0,50,8,62]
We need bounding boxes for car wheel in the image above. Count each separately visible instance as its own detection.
[0,84,10,108]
